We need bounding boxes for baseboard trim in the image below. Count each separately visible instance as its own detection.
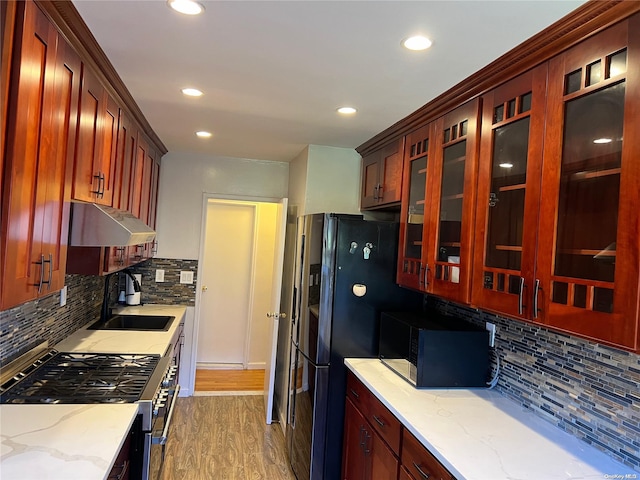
[194,390,263,397]
[196,362,243,370]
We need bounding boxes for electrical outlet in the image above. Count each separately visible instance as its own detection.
[485,321,496,347]
[180,271,194,284]
[60,286,67,307]
[155,269,165,282]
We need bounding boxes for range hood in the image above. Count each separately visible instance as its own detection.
[70,203,156,247]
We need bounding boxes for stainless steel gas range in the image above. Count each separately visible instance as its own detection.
[0,327,182,480]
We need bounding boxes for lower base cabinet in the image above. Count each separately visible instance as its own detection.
[342,397,398,480]
[342,371,456,480]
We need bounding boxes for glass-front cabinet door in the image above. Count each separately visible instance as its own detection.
[427,99,480,304]
[397,123,432,291]
[472,65,547,318]
[537,16,640,350]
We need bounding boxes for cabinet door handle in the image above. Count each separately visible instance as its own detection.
[99,173,105,198]
[413,461,431,479]
[350,388,359,399]
[419,264,424,287]
[424,264,429,287]
[34,254,45,293]
[377,184,384,200]
[91,173,102,195]
[372,415,385,427]
[44,253,52,289]
[373,184,379,200]
[533,279,540,319]
[363,430,371,455]
[518,277,525,315]
[359,425,365,448]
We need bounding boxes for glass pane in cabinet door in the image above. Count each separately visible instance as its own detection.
[552,81,625,313]
[483,118,529,292]
[437,141,465,282]
[404,157,427,260]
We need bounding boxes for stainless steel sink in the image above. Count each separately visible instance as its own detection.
[88,314,175,331]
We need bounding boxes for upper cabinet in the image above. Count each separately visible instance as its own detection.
[397,100,480,305]
[535,16,640,350]
[361,138,404,209]
[474,16,640,350]
[71,66,119,206]
[472,64,548,320]
[1,1,81,309]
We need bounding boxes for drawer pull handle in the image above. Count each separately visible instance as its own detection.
[372,415,385,427]
[413,461,430,479]
[350,388,359,399]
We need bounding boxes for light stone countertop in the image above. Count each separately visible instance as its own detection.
[345,358,637,480]
[54,304,187,355]
[0,304,188,480]
[0,404,139,480]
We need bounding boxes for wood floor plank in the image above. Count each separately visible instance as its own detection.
[157,396,295,480]
[195,369,265,391]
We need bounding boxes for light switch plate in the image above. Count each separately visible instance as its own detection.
[180,271,194,284]
[155,269,165,282]
[60,286,67,307]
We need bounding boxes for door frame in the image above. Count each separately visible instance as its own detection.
[192,193,286,377]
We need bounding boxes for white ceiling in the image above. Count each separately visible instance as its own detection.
[72,0,586,163]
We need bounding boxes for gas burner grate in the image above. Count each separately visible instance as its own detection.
[0,352,160,404]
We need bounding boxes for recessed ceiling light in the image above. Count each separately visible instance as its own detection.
[499,163,514,169]
[196,131,212,138]
[167,0,204,15]
[337,107,357,115]
[403,35,432,51]
[181,88,203,97]
[593,138,612,144]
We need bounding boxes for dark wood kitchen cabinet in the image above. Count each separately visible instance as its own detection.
[342,373,400,480]
[401,429,455,480]
[473,15,640,351]
[534,15,640,350]
[1,1,81,309]
[71,65,119,206]
[361,138,404,209]
[397,100,480,305]
[471,64,548,321]
[342,398,399,480]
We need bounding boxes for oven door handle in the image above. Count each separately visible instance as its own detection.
[152,384,180,446]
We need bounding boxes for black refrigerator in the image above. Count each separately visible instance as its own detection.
[286,213,424,480]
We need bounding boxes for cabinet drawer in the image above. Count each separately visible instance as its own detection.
[367,390,401,455]
[402,429,455,480]
[346,371,370,415]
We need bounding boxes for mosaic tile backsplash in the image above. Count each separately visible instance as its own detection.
[0,258,197,368]
[428,296,640,471]
[0,274,103,367]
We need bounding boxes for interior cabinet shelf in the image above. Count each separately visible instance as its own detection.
[418,168,427,174]
[558,248,616,256]
[441,193,464,201]
[416,200,426,205]
[444,155,466,165]
[495,245,523,252]
[568,168,621,181]
[498,183,526,192]
[440,242,461,248]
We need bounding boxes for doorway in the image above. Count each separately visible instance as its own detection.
[194,196,285,400]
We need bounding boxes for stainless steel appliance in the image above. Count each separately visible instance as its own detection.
[379,310,489,388]
[285,213,424,480]
[0,329,182,480]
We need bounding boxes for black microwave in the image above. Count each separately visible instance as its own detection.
[379,311,489,388]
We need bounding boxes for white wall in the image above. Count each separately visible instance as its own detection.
[287,144,361,217]
[155,152,289,259]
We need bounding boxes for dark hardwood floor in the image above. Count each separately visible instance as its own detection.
[156,395,295,480]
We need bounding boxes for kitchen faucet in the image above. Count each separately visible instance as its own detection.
[100,269,141,323]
